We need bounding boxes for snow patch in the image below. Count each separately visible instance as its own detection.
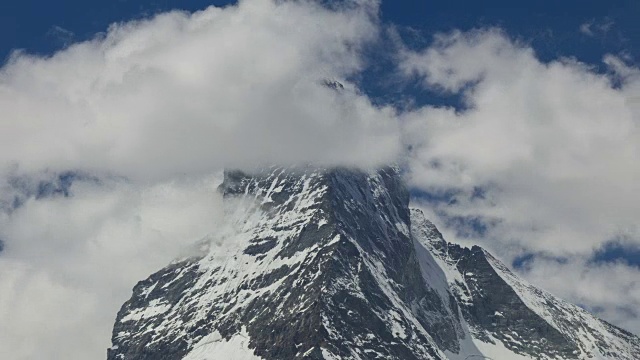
[183,328,261,360]
[121,299,171,322]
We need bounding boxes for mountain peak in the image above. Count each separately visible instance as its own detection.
[108,167,640,360]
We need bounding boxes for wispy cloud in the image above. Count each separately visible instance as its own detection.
[0,0,396,183]
[579,18,615,37]
[46,25,75,47]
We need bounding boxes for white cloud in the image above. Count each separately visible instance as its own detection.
[401,28,640,332]
[402,28,640,255]
[522,257,640,334]
[0,0,400,358]
[0,0,399,183]
[579,18,615,37]
[579,22,594,36]
[0,174,225,359]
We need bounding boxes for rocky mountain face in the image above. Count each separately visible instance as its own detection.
[108,167,640,360]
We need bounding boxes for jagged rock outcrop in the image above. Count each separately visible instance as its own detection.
[108,167,640,360]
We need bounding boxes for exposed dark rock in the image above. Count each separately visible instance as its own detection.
[108,167,640,360]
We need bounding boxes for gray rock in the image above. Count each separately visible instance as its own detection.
[108,167,640,360]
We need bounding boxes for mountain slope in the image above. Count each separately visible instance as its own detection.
[108,167,640,360]
[411,209,640,360]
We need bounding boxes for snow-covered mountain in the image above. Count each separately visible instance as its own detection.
[108,167,640,360]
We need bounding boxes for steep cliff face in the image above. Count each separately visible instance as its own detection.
[108,167,640,360]
[411,209,640,360]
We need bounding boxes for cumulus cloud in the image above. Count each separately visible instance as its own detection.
[402,28,640,255]
[400,28,640,332]
[0,0,399,182]
[0,0,400,358]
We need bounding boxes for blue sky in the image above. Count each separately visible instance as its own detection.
[0,0,233,58]
[2,0,638,66]
[383,0,640,62]
[2,0,637,114]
